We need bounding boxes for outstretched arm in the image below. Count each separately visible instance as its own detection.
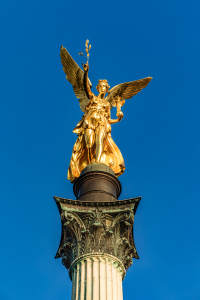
[107,103,124,124]
[83,62,93,99]
[109,112,124,124]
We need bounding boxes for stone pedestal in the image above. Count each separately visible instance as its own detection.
[55,163,141,299]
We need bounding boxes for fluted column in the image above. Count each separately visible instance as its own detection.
[69,253,125,300]
[55,164,141,300]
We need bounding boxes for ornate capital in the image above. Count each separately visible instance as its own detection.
[55,197,141,270]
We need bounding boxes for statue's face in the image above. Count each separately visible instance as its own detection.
[99,82,108,94]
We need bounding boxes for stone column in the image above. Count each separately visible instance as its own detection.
[55,164,141,300]
[69,253,125,300]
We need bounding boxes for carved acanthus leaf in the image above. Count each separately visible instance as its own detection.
[58,208,138,270]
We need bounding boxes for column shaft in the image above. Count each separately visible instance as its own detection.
[70,253,124,300]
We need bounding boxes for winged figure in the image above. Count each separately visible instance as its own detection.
[60,45,152,182]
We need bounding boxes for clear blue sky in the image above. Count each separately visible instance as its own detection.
[1,0,200,299]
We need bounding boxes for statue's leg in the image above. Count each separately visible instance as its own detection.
[84,128,95,164]
[95,126,106,163]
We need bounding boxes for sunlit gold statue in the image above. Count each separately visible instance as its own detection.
[60,40,152,182]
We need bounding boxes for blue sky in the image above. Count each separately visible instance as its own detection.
[0,0,200,299]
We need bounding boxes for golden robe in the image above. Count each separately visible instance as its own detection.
[67,96,125,182]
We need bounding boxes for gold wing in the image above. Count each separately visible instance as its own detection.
[107,77,152,105]
[60,46,92,113]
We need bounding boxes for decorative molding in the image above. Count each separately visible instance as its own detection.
[69,252,125,281]
[54,196,141,207]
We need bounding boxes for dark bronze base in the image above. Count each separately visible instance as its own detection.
[73,163,121,202]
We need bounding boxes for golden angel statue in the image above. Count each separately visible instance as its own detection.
[60,42,152,182]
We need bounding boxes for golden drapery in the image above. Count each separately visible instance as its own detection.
[67,116,125,182]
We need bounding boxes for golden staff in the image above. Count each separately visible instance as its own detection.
[78,39,91,63]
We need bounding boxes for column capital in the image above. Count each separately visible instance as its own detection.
[54,197,141,271]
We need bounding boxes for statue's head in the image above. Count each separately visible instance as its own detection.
[96,80,110,94]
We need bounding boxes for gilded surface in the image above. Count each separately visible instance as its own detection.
[60,41,152,182]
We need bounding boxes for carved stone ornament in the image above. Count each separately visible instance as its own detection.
[55,197,140,271]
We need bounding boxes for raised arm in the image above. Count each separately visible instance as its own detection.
[83,62,93,99]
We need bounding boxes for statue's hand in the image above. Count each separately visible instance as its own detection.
[117,111,124,121]
[82,62,89,72]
